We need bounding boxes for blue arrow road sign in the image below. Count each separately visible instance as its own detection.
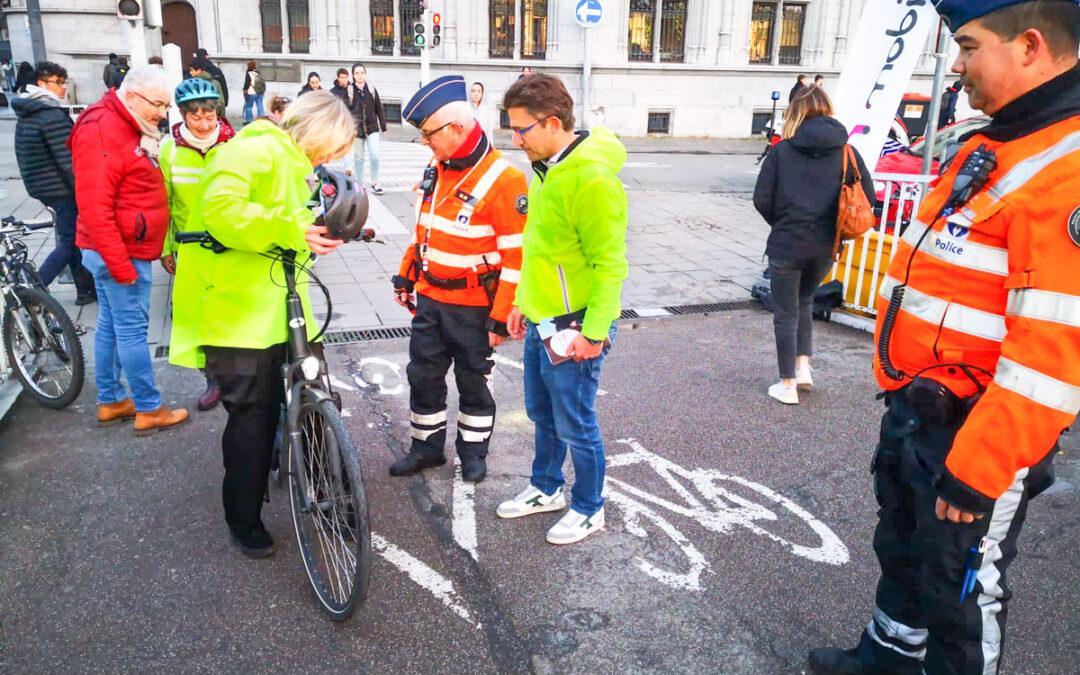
[575,0,602,28]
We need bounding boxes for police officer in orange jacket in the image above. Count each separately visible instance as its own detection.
[810,2,1080,673]
[389,75,528,483]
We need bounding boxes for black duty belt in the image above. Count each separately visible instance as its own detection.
[422,268,499,291]
[888,377,980,429]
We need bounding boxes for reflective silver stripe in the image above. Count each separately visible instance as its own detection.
[172,166,203,175]
[879,276,1006,342]
[171,176,200,184]
[1007,288,1080,328]
[411,427,444,441]
[496,234,523,249]
[424,248,502,269]
[975,468,1027,675]
[457,412,494,428]
[469,157,512,203]
[900,217,1008,277]
[867,607,927,659]
[458,429,491,443]
[499,267,521,284]
[988,130,1080,200]
[994,357,1080,414]
[418,212,496,238]
[411,410,447,425]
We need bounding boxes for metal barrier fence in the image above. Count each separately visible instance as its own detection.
[828,172,935,316]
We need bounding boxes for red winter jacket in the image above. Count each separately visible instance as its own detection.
[70,89,169,284]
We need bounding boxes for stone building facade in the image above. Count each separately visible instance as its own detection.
[3,1,944,138]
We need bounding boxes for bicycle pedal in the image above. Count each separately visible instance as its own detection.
[74,324,87,336]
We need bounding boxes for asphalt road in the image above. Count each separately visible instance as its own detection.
[1,311,1076,673]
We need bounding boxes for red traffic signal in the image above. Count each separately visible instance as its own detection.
[432,13,441,26]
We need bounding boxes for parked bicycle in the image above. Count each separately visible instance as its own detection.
[175,226,374,621]
[1,211,85,408]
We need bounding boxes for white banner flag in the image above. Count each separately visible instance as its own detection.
[832,0,939,162]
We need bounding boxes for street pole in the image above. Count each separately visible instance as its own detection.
[921,20,950,177]
[420,8,431,86]
[582,25,592,129]
[25,0,48,62]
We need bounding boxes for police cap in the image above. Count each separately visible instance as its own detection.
[934,0,1080,31]
[403,75,468,129]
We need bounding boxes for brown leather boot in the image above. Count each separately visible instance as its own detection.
[97,398,137,427]
[134,405,190,436]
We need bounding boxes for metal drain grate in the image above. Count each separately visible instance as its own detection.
[619,309,640,319]
[323,327,413,344]
[155,345,169,359]
[662,300,759,315]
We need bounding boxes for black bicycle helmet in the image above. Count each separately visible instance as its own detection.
[314,167,370,241]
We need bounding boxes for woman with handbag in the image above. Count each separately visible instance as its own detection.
[753,87,875,404]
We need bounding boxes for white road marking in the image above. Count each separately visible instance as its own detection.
[452,457,479,562]
[371,532,480,628]
[353,357,406,396]
[329,374,356,392]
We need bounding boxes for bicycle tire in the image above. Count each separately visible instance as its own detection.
[3,286,85,408]
[287,391,371,620]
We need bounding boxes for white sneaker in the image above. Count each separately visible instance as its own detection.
[546,507,605,545]
[795,364,814,390]
[496,485,566,519]
[768,381,799,405]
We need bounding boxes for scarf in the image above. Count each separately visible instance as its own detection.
[179,122,221,154]
[121,95,165,158]
[23,84,62,105]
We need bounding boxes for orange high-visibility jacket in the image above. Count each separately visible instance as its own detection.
[398,148,527,330]
[874,114,1080,512]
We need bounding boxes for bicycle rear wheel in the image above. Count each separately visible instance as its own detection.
[287,390,371,620]
[3,286,85,408]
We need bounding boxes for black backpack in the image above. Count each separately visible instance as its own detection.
[751,272,844,322]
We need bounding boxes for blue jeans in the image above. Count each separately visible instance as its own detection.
[354,132,381,185]
[38,197,94,295]
[79,249,162,412]
[524,322,615,516]
[243,94,265,123]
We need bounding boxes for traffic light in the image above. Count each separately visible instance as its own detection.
[432,13,441,47]
[414,20,426,47]
[116,0,143,20]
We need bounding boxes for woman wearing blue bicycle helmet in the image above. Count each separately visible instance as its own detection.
[159,77,235,411]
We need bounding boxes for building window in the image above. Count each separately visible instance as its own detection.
[383,101,403,124]
[628,1,686,63]
[749,2,806,65]
[751,111,774,135]
[400,1,423,56]
[489,0,515,58]
[287,0,310,54]
[521,0,548,59]
[647,111,672,135]
[260,0,283,54]
[628,0,655,62]
[370,0,394,55]
[260,60,301,83]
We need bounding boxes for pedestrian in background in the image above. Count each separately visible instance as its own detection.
[788,74,808,102]
[347,63,386,195]
[14,62,35,94]
[470,81,496,140]
[265,95,290,124]
[938,80,961,128]
[813,74,825,88]
[242,60,266,123]
[498,74,628,546]
[753,86,874,405]
[188,59,226,119]
[193,48,228,108]
[158,77,235,412]
[70,65,189,435]
[12,61,96,304]
[102,53,125,90]
[298,71,322,97]
[1,59,16,92]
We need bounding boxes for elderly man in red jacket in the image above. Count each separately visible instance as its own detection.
[71,65,188,435]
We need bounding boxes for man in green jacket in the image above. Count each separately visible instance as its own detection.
[495,74,628,546]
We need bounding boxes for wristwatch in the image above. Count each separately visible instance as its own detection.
[585,336,603,346]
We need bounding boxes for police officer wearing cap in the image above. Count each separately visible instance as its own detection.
[810,2,1080,673]
[389,76,528,482]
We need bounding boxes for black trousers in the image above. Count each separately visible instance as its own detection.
[39,197,94,296]
[856,384,1055,674]
[204,344,288,538]
[406,294,495,461]
[767,256,833,379]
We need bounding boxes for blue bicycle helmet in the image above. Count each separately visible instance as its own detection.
[175,77,219,104]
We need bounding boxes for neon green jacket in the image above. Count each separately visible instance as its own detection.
[516,127,628,340]
[168,120,317,369]
[159,128,230,257]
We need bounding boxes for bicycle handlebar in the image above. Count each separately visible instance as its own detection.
[1,210,56,233]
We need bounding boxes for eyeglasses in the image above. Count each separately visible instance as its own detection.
[43,77,67,87]
[511,117,549,139]
[419,121,454,141]
[131,90,171,112]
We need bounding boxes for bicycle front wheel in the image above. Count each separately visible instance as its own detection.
[287,391,371,620]
[3,286,85,408]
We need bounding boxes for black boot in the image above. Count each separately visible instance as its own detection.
[807,648,868,675]
[389,452,446,477]
[460,456,487,483]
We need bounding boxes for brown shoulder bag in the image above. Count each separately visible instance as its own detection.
[833,144,876,259]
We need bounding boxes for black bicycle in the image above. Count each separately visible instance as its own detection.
[1,212,85,408]
[176,230,372,619]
